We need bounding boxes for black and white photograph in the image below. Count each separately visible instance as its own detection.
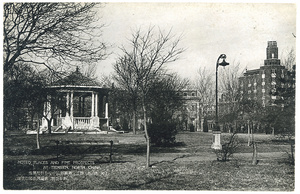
[2,0,297,191]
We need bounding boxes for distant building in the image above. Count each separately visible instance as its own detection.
[239,41,288,107]
[175,89,202,131]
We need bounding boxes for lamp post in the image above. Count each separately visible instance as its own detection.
[211,54,229,150]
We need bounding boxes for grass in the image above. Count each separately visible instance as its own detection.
[3,131,294,190]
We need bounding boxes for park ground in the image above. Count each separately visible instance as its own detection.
[3,131,295,190]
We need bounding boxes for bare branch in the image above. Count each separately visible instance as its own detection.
[3,3,107,72]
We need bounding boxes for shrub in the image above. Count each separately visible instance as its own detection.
[121,119,129,131]
[148,122,178,146]
[215,132,240,161]
[189,123,195,132]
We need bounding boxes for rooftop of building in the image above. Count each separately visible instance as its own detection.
[243,68,260,76]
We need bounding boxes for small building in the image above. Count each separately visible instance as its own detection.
[41,68,110,132]
[175,89,202,131]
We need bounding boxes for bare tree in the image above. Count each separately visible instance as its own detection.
[147,72,189,123]
[146,73,189,146]
[99,73,114,88]
[217,61,245,131]
[3,3,107,72]
[219,61,243,103]
[238,99,263,165]
[194,67,215,117]
[83,63,98,80]
[114,26,184,167]
[4,62,49,148]
[281,47,296,71]
[113,55,140,134]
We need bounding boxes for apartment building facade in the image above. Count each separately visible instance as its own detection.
[239,41,288,107]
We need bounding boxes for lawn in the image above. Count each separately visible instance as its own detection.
[3,131,294,190]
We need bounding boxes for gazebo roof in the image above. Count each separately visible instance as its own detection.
[51,67,106,89]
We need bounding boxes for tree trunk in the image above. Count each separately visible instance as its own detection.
[252,142,258,165]
[142,101,150,167]
[247,120,250,146]
[47,119,52,134]
[36,114,40,149]
[132,111,136,135]
[30,113,34,130]
[251,122,254,144]
[251,123,257,165]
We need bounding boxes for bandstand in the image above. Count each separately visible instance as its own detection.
[41,68,109,132]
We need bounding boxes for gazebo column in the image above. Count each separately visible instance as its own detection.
[66,92,70,117]
[90,92,99,129]
[90,92,95,129]
[105,102,109,128]
[95,93,98,117]
[70,92,74,129]
[105,102,108,118]
[93,93,99,129]
[196,103,199,131]
[63,92,73,130]
[91,92,95,117]
[70,92,74,117]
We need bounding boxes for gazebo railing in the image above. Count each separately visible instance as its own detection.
[74,117,92,129]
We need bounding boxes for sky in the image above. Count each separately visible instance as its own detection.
[96,2,297,80]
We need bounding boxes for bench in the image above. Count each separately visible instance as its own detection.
[51,140,119,163]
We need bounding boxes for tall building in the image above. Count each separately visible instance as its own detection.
[239,41,288,107]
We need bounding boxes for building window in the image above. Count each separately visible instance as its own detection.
[248,83,251,87]
[272,95,276,100]
[184,105,188,111]
[191,104,196,111]
[191,92,195,96]
[271,69,276,77]
[281,70,285,78]
[262,74,265,78]
[253,90,257,93]
[262,89,265,93]
[262,82,265,86]
[183,93,187,96]
[248,90,251,94]
[271,81,276,85]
